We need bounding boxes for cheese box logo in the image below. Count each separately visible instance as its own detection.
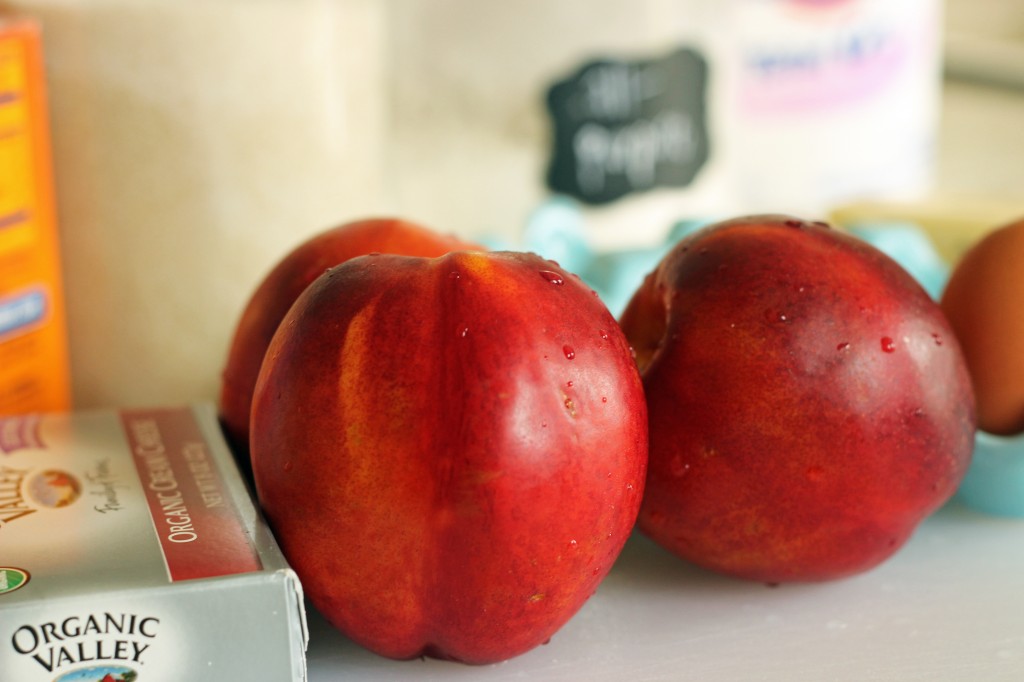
[0,413,44,454]
[0,566,30,595]
[54,664,138,681]
[10,612,157,678]
[0,466,81,529]
[26,469,82,508]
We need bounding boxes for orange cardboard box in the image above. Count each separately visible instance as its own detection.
[0,17,70,415]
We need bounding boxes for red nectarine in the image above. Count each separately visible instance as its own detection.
[251,250,647,663]
[620,215,975,582]
[219,218,477,454]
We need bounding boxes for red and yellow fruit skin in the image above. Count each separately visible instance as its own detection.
[620,215,975,583]
[251,251,647,664]
[219,218,477,452]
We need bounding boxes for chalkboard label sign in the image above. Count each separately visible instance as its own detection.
[545,47,710,206]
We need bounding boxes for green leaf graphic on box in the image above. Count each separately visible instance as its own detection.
[0,567,29,594]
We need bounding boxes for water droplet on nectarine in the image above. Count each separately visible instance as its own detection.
[539,270,564,285]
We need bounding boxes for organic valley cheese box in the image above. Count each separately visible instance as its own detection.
[0,404,307,681]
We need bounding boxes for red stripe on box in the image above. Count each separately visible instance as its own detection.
[121,407,262,581]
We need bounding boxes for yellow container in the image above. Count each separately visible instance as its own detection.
[0,17,70,415]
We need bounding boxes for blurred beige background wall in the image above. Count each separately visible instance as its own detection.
[6,0,1024,411]
[9,0,390,408]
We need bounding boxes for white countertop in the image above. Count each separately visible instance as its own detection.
[306,501,1024,681]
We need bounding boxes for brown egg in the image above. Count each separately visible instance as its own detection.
[941,217,1024,435]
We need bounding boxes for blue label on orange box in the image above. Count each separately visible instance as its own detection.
[0,287,47,339]
[0,208,30,231]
